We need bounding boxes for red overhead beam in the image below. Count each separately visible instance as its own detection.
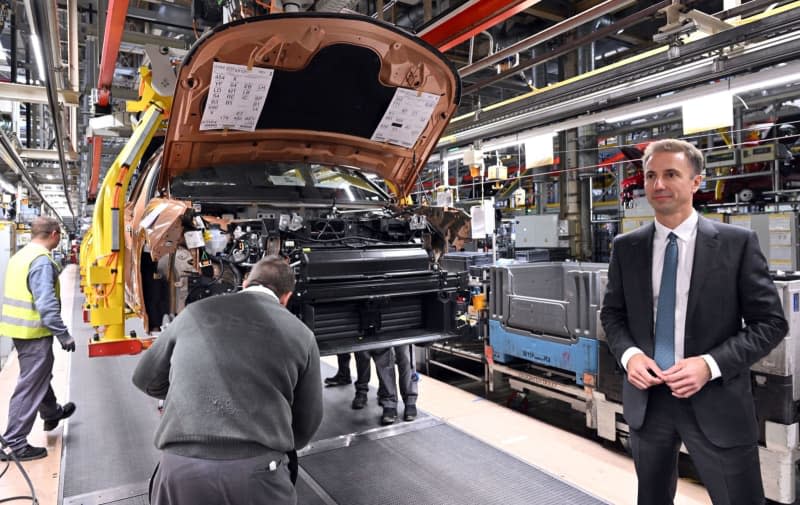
[88,136,103,201]
[97,0,129,107]
[419,0,541,52]
[91,0,128,204]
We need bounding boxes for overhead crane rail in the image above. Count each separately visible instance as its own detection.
[443,2,800,147]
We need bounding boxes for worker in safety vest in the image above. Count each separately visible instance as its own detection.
[0,216,76,461]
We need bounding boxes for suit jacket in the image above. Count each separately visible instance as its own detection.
[600,216,787,448]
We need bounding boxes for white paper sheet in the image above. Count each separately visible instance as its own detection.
[371,88,440,148]
[200,62,274,132]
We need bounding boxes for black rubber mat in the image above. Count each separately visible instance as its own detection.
[62,481,151,505]
[62,348,162,497]
[297,471,333,505]
[301,423,607,505]
[60,271,162,498]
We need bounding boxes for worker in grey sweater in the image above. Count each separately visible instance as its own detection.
[133,256,323,505]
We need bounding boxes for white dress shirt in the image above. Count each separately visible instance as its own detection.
[620,210,721,379]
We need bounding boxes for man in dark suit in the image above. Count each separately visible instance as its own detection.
[601,138,787,505]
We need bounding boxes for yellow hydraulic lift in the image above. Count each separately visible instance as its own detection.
[78,227,93,305]
[81,62,172,357]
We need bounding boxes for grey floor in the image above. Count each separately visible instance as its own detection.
[62,275,161,498]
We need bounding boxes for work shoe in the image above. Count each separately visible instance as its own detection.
[351,394,368,410]
[324,374,352,387]
[0,445,47,461]
[380,408,397,426]
[403,405,417,422]
[44,402,76,431]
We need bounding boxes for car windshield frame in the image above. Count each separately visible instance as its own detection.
[168,161,392,205]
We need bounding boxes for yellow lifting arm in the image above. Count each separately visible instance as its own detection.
[81,50,175,356]
[82,99,170,357]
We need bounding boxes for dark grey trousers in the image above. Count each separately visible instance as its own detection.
[3,337,62,451]
[334,353,352,379]
[336,352,370,385]
[354,348,398,408]
[355,346,418,409]
[151,451,295,505]
[394,344,418,407]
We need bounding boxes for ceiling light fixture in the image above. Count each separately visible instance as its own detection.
[29,35,46,82]
[730,71,800,94]
[603,68,800,124]
[0,175,15,195]
[604,103,681,122]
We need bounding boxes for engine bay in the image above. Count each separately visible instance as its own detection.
[140,201,465,332]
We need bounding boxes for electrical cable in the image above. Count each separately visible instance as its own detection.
[186,255,243,302]
[0,435,38,504]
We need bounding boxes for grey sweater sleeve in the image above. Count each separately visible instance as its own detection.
[132,317,179,399]
[28,256,70,343]
[291,335,323,449]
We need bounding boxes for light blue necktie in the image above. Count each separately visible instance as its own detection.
[654,232,678,370]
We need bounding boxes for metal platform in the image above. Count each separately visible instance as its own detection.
[60,282,607,504]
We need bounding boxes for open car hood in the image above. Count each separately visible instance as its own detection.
[163,13,461,197]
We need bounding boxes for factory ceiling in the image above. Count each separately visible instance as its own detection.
[0,0,797,232]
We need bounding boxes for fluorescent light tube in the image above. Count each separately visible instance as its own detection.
[30,35,46,82]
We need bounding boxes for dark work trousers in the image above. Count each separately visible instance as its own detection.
[334,353,352,379]
[394,344,418,407]
[3,337,62,451]
[336,352,370,386]
[150,451,295,505]
[631,385,765,505]
[354,348,397,409]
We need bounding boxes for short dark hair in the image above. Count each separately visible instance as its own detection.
[643,139,704,176]
[246,255,296,296]
[31,216,60,239]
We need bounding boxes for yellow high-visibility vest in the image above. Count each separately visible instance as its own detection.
[0,243,60,339]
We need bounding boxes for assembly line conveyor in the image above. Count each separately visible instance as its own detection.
[56,265,607,505]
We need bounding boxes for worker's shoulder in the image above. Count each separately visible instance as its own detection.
[699,217,753,241]
[29,254,54,268]
[612,222,653,246]
[243,293,315,336]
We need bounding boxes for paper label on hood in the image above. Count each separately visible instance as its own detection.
[371,88,440,148]
[200,62,274,132]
